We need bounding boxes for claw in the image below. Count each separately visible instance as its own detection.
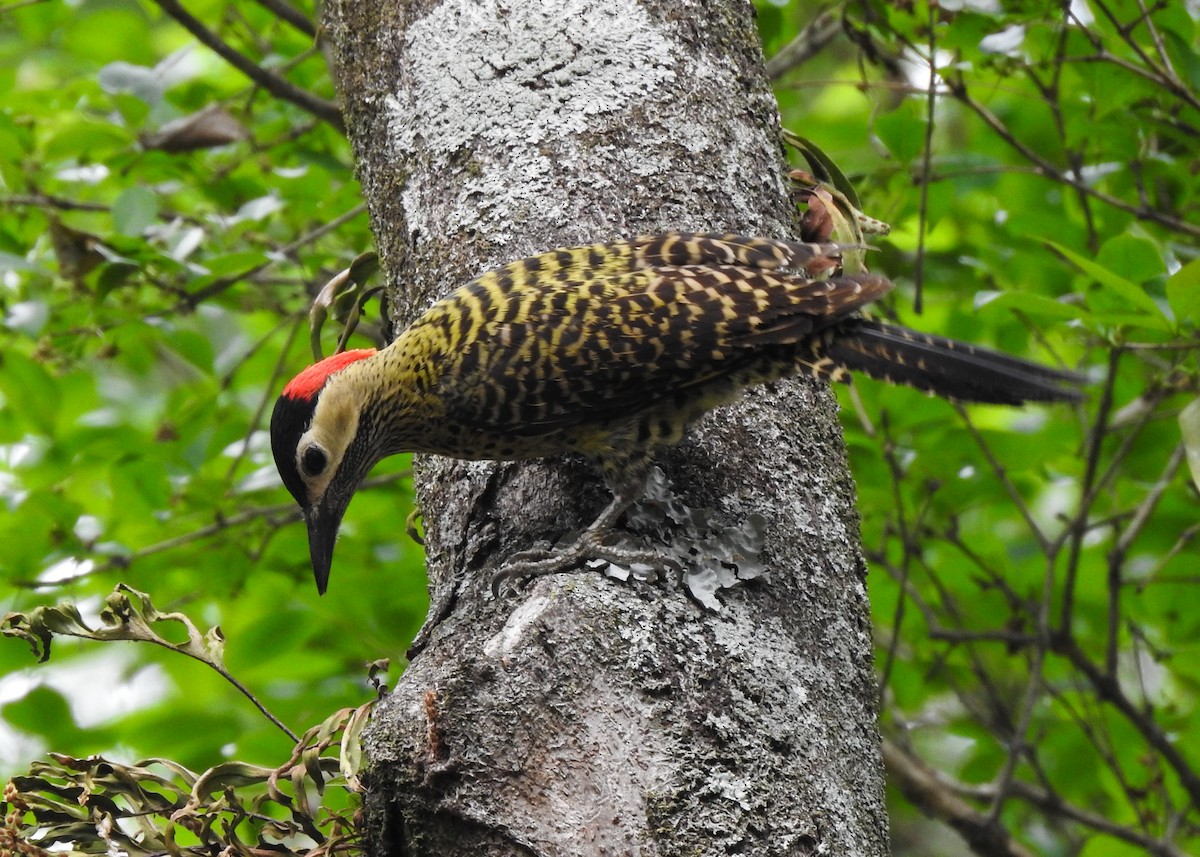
[489,534,685,598]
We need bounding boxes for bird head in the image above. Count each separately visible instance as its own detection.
[270,348,378,594]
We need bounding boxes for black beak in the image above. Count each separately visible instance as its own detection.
[305,496,349,595]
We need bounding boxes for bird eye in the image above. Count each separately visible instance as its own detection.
[301,445,328,477]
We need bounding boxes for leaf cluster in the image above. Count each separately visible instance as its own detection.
[0,2,426,850]
[765,1,1199,854]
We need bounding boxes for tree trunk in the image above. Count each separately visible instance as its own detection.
[322,1,888,854]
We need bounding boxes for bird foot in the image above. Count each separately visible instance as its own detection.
[490,535,684,597]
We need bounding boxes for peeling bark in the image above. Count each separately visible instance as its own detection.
[322,0,888,854]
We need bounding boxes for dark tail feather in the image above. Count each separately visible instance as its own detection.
[820,319,1085,405]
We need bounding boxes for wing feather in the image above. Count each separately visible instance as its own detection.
[430,262,891,436]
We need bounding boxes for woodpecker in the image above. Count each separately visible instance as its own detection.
[271,233,1082,595]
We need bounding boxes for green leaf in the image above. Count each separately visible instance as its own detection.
[1046,240,1171,329]
[782,130,862,210]
[974,290,1090,322]
[112,186,158,236]
[1181,398,1200,493]
[1095,234,1164,284]
[42,117,132,161]
[1166,257,1200,325]
[874,99,926,164]
[0,353,59,435]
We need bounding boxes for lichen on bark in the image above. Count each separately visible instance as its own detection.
[321,1,889,854]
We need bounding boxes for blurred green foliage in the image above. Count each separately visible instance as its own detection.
[768,2,1199,854]
[1,1,1197,855]
[0,0,426,787]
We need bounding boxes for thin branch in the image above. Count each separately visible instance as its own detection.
[1091,0,1186,102]
[1059,53,1200,114]
[14,471,409,590]
[954,405,1049,554]
[1133,0,1178,77]
[150,0,343,133]
[3,192,209,229]
[251,0,317,38]
[1059,347,1121,632]
[221,313,305,486]
[928,628,1038,646]
[766,7,842,80]
[883,740,1040,857]
[888,737,1189,857]
[875,414,917,694]
[1105,442,1186,674]
[3,193,110,214]
[180,202,368,308]
[943,78,1200,239]
[1057,636,1200,809]
[1136,522,1200,591]
[1113,442,1186,560]
[911,3,936,313]
[985,551,1052,825]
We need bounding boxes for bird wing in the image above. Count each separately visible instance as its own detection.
[430,263,891,438]
[470,233,851,290]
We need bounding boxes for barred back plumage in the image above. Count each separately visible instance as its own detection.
[271,233,1084,593]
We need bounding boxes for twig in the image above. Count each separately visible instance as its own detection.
[1057,635,1200,808]
[150,0,343,132]
[1136,522,1200,591]
[221,313,305,485]
[1104,442,1185,674]
[13,470,409,589]
[886,737,1189,856]
[1092,0,1185,99]
[875,414,917,694]
[1059,347,1121,632]
[765,8,842,80]
[954,405,1049,554]
[911,4,937,313]
[2,193,110,213]
[944,78,1200,239]
[251,0,316,38]
[180,202,368,308]
[883,739,1040,857]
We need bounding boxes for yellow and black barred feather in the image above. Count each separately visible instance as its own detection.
[272,232,1084,593]
[319,233,1081,465]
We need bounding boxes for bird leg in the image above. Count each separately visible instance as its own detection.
[490,456,683,595]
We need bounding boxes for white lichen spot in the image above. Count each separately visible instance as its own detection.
[483,592,552,656]
[390,0,677,155]
[708,769,754,811]
[388,0,692,243]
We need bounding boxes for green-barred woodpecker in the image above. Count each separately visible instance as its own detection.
[270,233,1082,594]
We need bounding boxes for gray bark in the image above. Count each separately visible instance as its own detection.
[322,1,888,854]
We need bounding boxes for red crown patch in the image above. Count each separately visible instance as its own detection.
[282,349,377,401]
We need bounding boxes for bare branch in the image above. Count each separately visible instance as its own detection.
[883,740,1040,857]
[14,471,408,590]
[944,78,1200,239]
[911,3,937,313]
[251,0,317,37]
[1057,636,1200,808]
[1059,347,1122,631]
[766,8,841,80]
[954,405,1049,554]
[181,202,368,308]
[1105,442,1186,673]
[150,0,343,132]
[886,738,1190,857]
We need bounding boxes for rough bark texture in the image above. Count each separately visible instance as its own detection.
[322,1,888,854]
